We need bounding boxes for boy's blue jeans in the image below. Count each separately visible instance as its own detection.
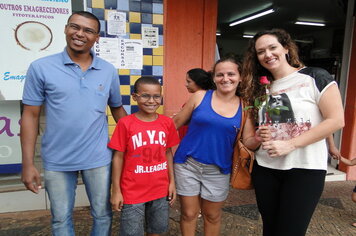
[44,164,112,236]
[119,197,169,236]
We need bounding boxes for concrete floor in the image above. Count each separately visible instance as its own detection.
[0,181,355,236]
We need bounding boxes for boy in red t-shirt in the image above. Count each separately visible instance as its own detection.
[108,76,180,236]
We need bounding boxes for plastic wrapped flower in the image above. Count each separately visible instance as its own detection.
[245,76,289,123]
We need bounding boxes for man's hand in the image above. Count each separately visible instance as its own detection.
[21,164,42,194]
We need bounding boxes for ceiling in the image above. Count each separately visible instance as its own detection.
[217,0,348,40]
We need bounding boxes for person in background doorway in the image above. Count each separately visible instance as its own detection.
[109,76,180,235]
[173,57,260,236]
[334,155,356,227]
[243,28,344,236]
[327,135,356,228]
[21,11,127,235]
[178,68,215,139]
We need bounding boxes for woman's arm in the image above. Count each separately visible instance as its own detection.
[339,156,356,166]
[326,135,356,166]
[263,84,344,157]
[242,115,261,150]
[173,90,205,129]
[327,135,342,160]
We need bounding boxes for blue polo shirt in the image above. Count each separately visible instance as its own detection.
[23,48,122,171]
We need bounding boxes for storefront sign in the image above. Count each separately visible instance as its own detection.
[0,101,21,173]
[0,0,72,100]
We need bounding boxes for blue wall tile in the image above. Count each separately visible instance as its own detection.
[87,0,92,8]
[121,34,130,39]
[143,48,153,55]
[117,0,129,11]
[129,1,141,12]
[99,20,106,32]
[152,3,163,14]
[92,8,105,20]
[159,35,163,45]
[122,95,131,105]
[131,105,139,114]
[130,69,142,75]
[105,0,117,9]
[141,23,153,27]
[153,66,163,76]
[119,75,130,85]
[142,66,153,75]
[155,76,163,85]
[130,85,135,94]
[153,24,163,34]
[130,23,142,34]
[141,13,152,23]
[123,105,131,114]
[141,2,153,13]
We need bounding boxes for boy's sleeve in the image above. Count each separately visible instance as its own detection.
[108,119,127,152]
[166,119,180,148]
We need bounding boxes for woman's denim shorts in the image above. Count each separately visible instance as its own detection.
[174,157,230,202]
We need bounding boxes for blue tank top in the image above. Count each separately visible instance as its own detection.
[174,90,242,174]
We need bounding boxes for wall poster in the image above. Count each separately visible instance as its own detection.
[142,26,159,48]
[0,0,72,100]
[119,39,143,69]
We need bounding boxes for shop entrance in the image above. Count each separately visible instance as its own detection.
[216,0,352,180]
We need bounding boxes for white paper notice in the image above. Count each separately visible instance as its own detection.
[142,27,159,48]
[94,37,120,68]
[119,39,143,69]
[107,11,126,36]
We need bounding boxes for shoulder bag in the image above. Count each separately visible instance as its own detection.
[230,102,255,190]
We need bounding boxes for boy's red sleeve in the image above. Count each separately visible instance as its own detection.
[108,119,127,152]
[166,119,180,148]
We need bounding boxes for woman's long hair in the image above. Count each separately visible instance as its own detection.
[241,29,304,120]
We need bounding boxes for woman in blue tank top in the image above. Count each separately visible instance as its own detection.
[173,57,261,235]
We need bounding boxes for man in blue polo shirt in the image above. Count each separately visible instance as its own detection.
[20,11,126,235]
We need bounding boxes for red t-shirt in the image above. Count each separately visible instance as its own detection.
[108,114,180,204]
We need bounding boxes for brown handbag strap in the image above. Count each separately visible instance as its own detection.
[237,100,247,141]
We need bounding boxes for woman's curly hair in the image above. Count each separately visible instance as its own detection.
[241,28,304,120]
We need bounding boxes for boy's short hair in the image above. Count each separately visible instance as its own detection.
[133,76,161,93]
